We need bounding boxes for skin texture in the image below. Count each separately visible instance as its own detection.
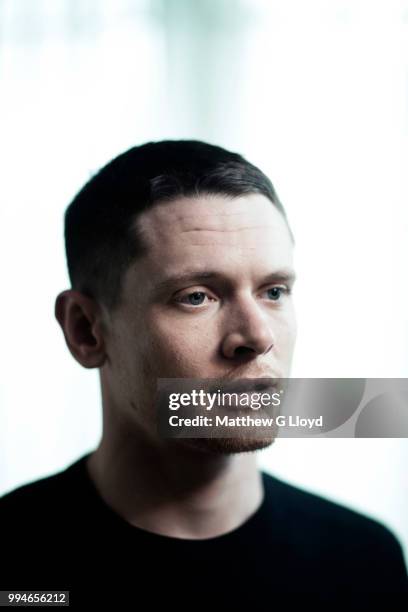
[55,193,297,539]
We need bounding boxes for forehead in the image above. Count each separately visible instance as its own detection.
[131,193,294,282]
[138,192,291,246]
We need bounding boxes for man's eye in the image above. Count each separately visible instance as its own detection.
[265,286,288,301]
[178,291,209,306]
[175,287,289,307]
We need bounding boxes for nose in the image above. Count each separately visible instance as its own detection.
[221,298,275,360]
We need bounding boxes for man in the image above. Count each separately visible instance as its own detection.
[1,141,407,608]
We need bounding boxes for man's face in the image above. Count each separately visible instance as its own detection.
[101,193,296,453]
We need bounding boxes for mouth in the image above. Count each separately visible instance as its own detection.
[209,378,278,395]
[204,379,280,414]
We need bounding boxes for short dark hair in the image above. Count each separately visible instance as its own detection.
[64,139,292,312]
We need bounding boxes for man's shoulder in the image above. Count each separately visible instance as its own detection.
[262,470,397,535]
[0,454,89,524]
[262,470,405,561]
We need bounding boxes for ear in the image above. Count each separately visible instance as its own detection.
[54,290,107,368]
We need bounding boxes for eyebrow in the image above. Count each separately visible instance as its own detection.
[153,268,296,294]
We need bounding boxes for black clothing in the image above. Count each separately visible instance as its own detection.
[1,453,407,609]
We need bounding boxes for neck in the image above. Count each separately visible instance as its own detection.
[86,423,264,540]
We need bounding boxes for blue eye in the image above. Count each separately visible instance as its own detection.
[266,287,285,301]
[184,291,207,306]
[176,286,289,308]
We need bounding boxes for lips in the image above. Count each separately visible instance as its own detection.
[209,377,278,395]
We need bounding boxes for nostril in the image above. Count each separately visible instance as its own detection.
[234,346,255,356]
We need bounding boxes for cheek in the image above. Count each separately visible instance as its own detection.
[143,320,213,376]
[274,308,297,351]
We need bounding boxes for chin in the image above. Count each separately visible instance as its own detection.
[179,436,276,455]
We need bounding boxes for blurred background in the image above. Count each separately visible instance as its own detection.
[0,0,407,562]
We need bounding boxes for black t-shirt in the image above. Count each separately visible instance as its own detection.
[0,453,407,609]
